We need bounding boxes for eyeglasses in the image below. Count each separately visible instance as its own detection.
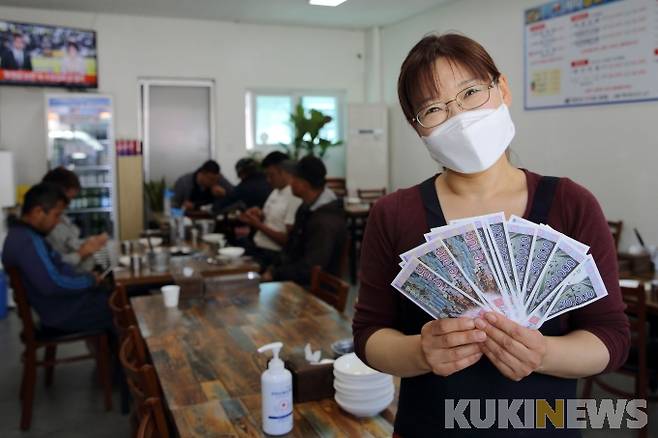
[412,80,497,129]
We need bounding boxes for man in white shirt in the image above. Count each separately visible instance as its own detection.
[238,151,301,269]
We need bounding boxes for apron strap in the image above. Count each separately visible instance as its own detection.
[528,176,560,224]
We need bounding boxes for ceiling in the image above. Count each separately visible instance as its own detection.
[0,0,455,30]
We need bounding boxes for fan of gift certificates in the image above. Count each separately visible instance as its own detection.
[392,213,608,329]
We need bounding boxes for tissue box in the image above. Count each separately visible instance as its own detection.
[284,354,334,403]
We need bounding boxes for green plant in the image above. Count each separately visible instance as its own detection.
[144,178,166,212]
[280,103,343,160]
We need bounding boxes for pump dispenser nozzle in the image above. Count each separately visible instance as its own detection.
[258,342,284,370]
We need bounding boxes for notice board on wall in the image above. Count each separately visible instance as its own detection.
[524,0,658,110]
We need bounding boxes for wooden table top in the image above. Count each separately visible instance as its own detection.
[130,282,395,437]
[115,254,260,287]
[619,274,658,315]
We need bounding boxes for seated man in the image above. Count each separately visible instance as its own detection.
[238,152,302,268]
[172,160,234,211]
[262,156,347,286]
[43,167,108,272]
[1,183,112,333]
[213,157,272,212]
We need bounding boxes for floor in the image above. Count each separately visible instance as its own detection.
[0,286,655,437]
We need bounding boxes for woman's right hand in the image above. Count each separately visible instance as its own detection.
[420,317,487,376]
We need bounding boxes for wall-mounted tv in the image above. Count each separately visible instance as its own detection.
[0,19,97,88]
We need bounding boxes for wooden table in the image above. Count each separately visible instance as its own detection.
[115,255,260,288]
[131,282,395,437]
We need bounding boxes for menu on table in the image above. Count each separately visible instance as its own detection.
[524,0,658,109]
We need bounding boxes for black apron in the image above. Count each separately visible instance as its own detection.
[394,175,579,438]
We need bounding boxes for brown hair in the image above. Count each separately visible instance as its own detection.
[397,33,501,124]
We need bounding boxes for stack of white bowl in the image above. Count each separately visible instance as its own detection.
[333,353,394,417]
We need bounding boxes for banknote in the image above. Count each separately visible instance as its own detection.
[426,222,511,314]
[391,258,487,319]
[509,215,590,256]
[399,238,487,306]
[526,255,607,327]
[525,239,588,316]
[522,226,561,305]
[481,213,521,303]
[507,221,536,298]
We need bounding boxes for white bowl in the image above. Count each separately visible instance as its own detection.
[202,233,226,245]
[333,378,393,395]
[218,246,245,258]
[118,255,131,267]
[335,392,394,418]
[333,370,392,385]
[333,353,379,377]
[335,386,395,405]
[139,237,163,248]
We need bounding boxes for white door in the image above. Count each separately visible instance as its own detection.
[139,79,215,185]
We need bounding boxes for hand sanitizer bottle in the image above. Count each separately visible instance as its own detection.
[257,342,293,435]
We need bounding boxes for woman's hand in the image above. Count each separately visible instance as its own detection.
[475,312,547,381]
[420,317,487,377]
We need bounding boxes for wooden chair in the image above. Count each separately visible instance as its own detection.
[120,326,168,437]
[357,188,386,205]
[608,220,623,251]
[137,397,168,438]
[309,266,350,313]
[109,284,141,413]
[582,284,651,438]
[326,178,347,199]
[5,267,113,430]
[108,284,138,342]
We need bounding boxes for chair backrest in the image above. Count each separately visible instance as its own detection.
[310,266,350,313]
[119,326,150,379]
[108,285,137,341]
[608,220,623,251]
[357,188,386,205]
[5,267,36,344]
[621,284,647,358]
[326,178,347,199]
[136,397,169,438]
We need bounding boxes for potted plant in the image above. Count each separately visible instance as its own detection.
[281,103,343,160]
[143,178,166,225]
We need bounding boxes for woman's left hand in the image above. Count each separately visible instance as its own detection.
[475,312,547,382]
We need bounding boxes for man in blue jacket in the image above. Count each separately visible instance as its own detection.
[1,183,112,333]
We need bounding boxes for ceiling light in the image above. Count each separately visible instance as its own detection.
[309,0,348,6]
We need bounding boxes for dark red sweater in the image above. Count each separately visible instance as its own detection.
[353,170,630,374]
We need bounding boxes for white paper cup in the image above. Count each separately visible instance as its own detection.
[161,285,180,308]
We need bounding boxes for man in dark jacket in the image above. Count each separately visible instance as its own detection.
[1,183,112,332]
[213,157,271,212]
[1,33,33,70]
[171,160,234,210]
[262,156,346,286]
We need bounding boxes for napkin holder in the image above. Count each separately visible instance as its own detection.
[284,354,334,403]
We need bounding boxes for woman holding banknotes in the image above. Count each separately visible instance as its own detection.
[352,33,630,437]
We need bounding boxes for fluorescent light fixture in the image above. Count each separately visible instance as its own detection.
[309,0,348,6]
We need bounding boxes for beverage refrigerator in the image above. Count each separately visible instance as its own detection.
[45,94,118,238]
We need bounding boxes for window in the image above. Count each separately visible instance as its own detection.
[246,90,343,150]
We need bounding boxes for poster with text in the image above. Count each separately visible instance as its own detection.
[524,0,658,109]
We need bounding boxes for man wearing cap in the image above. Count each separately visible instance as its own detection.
[171,160,234,210]
[262,155,347,285]
[213,157,272,212]
[238,151,302,268]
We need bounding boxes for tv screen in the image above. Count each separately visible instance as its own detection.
[0,19,97,88]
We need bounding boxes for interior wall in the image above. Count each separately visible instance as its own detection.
[0,5,365,184]
[379,0,658,250]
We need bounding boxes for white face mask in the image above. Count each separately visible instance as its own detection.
[420,103,516,174]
